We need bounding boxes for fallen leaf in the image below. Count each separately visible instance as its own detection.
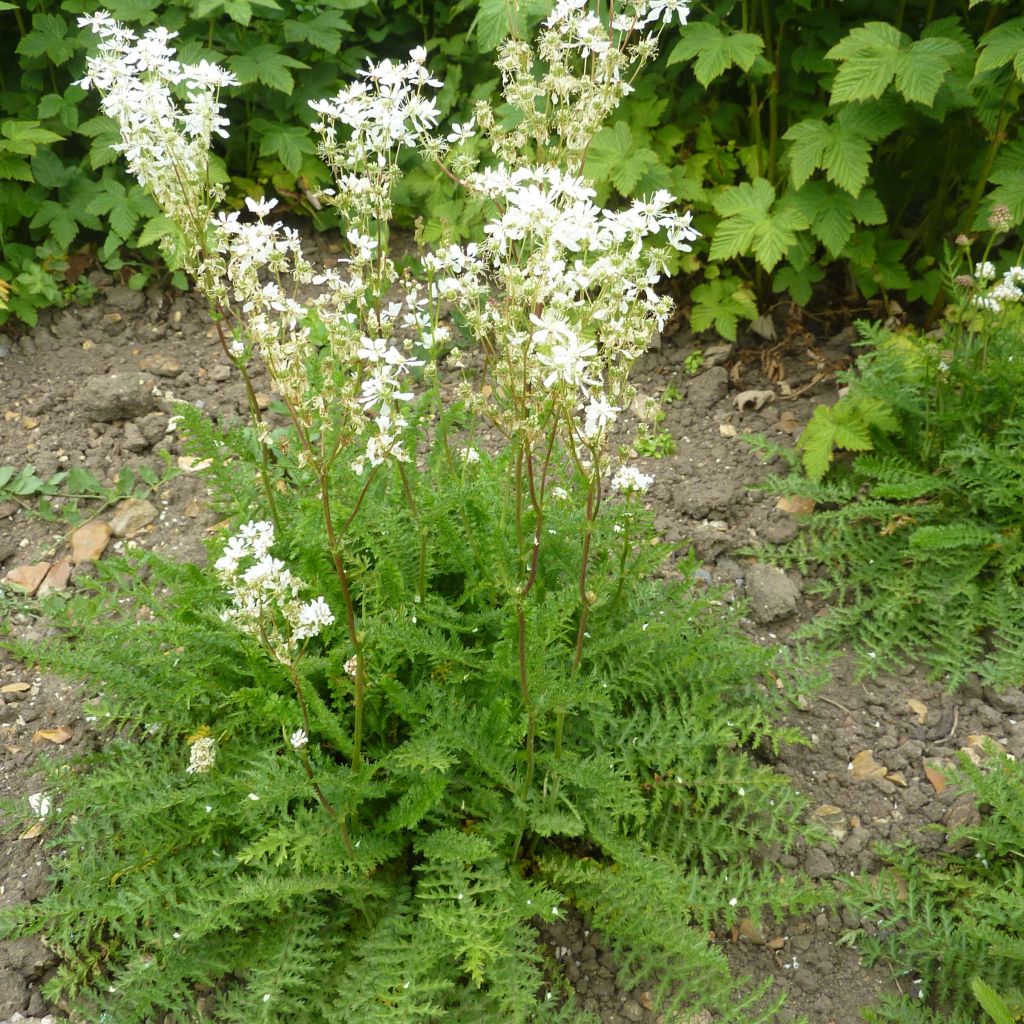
[886,771,908,787]
[19,822,45,840]
[1,683,31,693]
[733,389,775,412]
[767,936,786,950]
[923,760,947,794]
[32,726,74,745]
[750,314,776,341]
[719,423,737,438]
[850,749,887,780]
[776,495,816,517]
[22,416,39,430]
[177,456,213,473]
[906,698,928,725]
[639,992,653,1010]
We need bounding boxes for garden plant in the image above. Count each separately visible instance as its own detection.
[755,226,1024,688]
[4,0,1024,335]
[0,4,822,1022]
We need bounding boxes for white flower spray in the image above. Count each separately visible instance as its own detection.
[79,0,696,839]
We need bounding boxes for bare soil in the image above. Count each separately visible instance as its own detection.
[2,272,1022,1024]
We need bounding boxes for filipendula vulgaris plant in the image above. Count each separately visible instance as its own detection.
[0,5,820,1022]
[750,208,1024,688]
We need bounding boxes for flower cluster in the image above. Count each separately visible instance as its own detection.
[215,521,334,662]
[186,736,217,775]
[972,263,1024,313]
[610,466,654,494]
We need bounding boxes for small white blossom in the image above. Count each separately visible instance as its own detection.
[610,466,654,494]
[290,729,309,750]
[186,736,216,775]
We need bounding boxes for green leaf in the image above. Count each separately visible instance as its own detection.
[30,149,75,189]
[667,22,765,86]
[828,22,960,106]
[109,204,139,240]
[710,179,809,271]
[976,18,1024,81]
[251,120,317,176]
[772,260,824,307]
[29,200,80,250]
[976,141,1024,227]
[972,979,1016,1024]
[585,122,659,196]
[16,13,77,65]
[798,405,839,482]
[227,46,308,94]
[688,278,758,341]
[909,524,1001,552]
[0,156,33,182]
[283,10,352,53]
[471,0,513,52]
[136,214,176,248]
[893,37,964,105]
[1,120,64,155]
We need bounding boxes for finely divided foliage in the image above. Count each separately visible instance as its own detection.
[0,4,820,1022]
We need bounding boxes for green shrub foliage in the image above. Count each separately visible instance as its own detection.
[3,0,1024,331]
[3,434,816,1022]
[846,749,1024,1024]
[756,249,1024,686]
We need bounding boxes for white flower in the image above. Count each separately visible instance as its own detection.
[611,466,654,494]
[292,596,335,641]
[459,447,481,463]
[248,792,260,801]
[186,736,217,775]
[975,260,997,282]
[644,0,691,25]
[446,118,476,143]
[244,195,278,217]
[290,729,308,750]
[583,396,620,438]
[28,792,51,819]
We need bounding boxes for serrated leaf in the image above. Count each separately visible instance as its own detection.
[893,37,962,105]
[136,214,176,248]
[283,10,351,53]
[909,524,1001,551]
[772,262,825,307]
[823,128,873,196]
[227,46,307,94]
[0,156,33,182]
[976,19,1024,79]
[667,22,764,85]
[689,278,757,341]
[971,979,1015,1024]
[16,13,77,65]
[830,414,873,451]
[811,201,856,255]
[711,179,808,271]
[251,120,317,175]
[30,149,75,189]
[471,0,513,52]
[784,119,830,190]
[2,120,64,154]
[798,405,838,482]
[108,204,139,240]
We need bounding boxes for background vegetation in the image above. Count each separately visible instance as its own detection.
[2,0,1023,332]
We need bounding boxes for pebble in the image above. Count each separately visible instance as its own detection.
[78,372,157,422]
[109,498,157,538]
[744,562,800,623]
[803,847,836,879]
[622,999,644,1022]
[140,353,184,378]
[2,562,50,597]
[70,521,112,564]
[37,558,71,597]
[0,967,30,1017]
[685,366,729,411]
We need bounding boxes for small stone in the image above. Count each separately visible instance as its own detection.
[737,917,765,944]
[809,804,848,841]
[210,364,232,382]
[803,847,835,879]
[254,391,272,410]
[140,353,184,378]
[123,421,149,453]
[886,771,909,787]
[944,795,980,833]
[0,500,17,519]
[3,562,51,597]
[850,749,888,780]
[622,999,644,1022]
[745,563,799,624]
[70,521,112,564]
[686,366,728,412]
[0,967,30,1017]
[79,372,156,422]
[137,412,168,446]
[37,558,72,597]
[105,284,146,312]
[983,686,1024,714]
[109,498,158,538]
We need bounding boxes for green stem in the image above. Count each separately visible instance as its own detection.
[212,317,280,527]
[319,469,365,770]
[398,463,427,603]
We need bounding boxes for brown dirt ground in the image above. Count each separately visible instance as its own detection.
[2,272,1022,1024]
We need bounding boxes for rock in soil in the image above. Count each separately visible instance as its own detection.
[745,562,799,623]
[0,967,30,1017]
[109,498,157,538]
[78,372,157,422]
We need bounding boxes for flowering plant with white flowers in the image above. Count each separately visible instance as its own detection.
[19,8,814,1022]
